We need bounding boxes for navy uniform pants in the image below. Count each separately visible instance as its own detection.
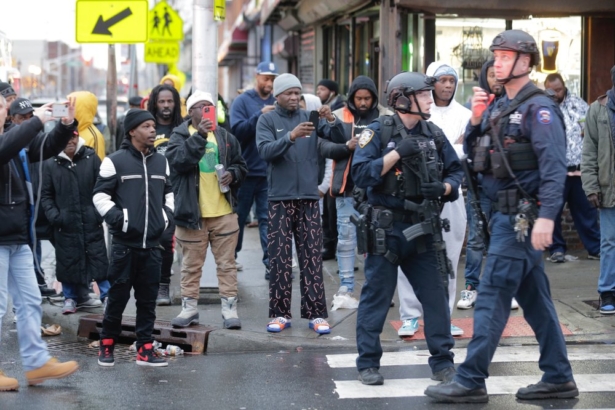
[356,221,454,373]
[455,212,574,389]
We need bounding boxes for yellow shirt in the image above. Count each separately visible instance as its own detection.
[189,125,232,218]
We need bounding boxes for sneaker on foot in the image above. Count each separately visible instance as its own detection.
[62,299,77,315]
[336,286,350,296]
[511,297,519,310]
[136,343,168,367]
[457,289,477,310]
[588,253,600,260]
[26,358,79,385]
[600,292,615,315]
[156,283,171,306]
[235,262,243,271]
[39,285,57,297]
[265,267,270,281]
[398,318,419,337]
[358,368,384,385]
[77,298,102,309]
[98,338,115,367]
[549,252,565,263]
[0,371,18,391]
[451,323,464,336]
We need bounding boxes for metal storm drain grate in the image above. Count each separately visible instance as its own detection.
[46,340,136,363]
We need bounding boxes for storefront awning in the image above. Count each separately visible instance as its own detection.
[217,28,248,63]
[394,0,615,17]
[297,0,370,25]
[261,0,282,23]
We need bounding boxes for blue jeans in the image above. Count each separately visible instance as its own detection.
[63,280,110,302]
[356,222,453,372]
[455,212,573,390]
[464,188,492,288]
[336,197,358,292]
[235,176,269,267]
[599,207,615,294]
[0,245,51,370]
[550,175,600,256]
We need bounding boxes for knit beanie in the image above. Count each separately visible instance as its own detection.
[124,109,155,137]
[0,82,16,98]
[317,79,339,94]
[273,74,302,97]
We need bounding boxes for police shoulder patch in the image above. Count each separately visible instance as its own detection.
[536,107,552,125]
[358,129,375,148]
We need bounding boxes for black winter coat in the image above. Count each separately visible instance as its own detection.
[41,143,108,284]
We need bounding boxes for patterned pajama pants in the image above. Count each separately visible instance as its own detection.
[268,199,328,319]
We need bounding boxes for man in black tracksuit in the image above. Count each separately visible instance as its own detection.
[93,109,174,367]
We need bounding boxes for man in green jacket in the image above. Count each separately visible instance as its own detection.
[581,65,615,315]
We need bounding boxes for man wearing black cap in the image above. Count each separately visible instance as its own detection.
[93,109,174,367]
[0,82,17,131]
[317,79,346,112]
[115,95,145,152]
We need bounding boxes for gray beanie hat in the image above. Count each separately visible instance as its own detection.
[273,73,302,97]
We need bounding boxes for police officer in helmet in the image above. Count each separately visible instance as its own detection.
[352,71,462,385]
[425,30,578,403]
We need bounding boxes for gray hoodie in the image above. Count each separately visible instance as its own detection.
[256,104,320,201]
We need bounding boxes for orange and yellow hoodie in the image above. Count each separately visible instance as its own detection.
[68,91,105,160]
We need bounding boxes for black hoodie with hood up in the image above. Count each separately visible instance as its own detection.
[319,75,390,196]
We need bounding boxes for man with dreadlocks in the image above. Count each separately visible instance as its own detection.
[147,84,184,305]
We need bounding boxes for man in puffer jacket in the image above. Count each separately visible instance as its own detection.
[93,109,174,367]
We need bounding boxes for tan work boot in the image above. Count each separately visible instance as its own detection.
[25,358,79,385]
[0,371,18,391]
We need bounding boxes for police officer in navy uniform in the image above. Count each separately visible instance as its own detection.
[352,72,463,385]
[425,30,578,403]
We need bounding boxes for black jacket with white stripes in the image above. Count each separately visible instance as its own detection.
[93,138,174,249]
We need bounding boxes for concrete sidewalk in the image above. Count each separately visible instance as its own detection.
[40,226,615,354]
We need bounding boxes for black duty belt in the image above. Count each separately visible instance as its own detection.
[391,211,414,224]
[567,165,580,172]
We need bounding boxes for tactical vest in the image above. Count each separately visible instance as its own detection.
[373,115,446,199]
[471,87,558,177]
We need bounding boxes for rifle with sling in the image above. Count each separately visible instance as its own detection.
[461,154,490,249]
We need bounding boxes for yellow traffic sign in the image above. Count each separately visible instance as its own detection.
[149,1,184,42]
[214,0,226,21]
[76,0,149,43]
[145,41,180,64]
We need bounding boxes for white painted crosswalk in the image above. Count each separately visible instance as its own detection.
[327,345,615,400]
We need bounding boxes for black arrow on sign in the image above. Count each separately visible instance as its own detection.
[92,7,133,36]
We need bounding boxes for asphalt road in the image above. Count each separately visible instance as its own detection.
[2,317,615,410]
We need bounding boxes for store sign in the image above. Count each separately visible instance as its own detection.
[76,0,149,43]
[149,0,184,42]
[145,41,180,64]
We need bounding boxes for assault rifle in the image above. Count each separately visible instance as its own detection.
[460,154,490,249]
[401,151,454,288]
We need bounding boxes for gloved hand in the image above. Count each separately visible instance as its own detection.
[421,181,446,200]
[395,138,421,158]
[587,193,602,208]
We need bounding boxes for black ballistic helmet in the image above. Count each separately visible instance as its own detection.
[384,72,436,119]
[490,30,540,66]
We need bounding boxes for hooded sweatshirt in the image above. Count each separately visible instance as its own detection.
[424,62,469,286]
[68,91,105,160]
[479,59,496,94]
[160,74,187,117]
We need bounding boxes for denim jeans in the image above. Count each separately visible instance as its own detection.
[63,280,110,302]
[336,197,359,292]
[464,188,492,288]
[599,207,615,294]
[101,243,161,348]
[235,176,269,267]
[0,245,51,371]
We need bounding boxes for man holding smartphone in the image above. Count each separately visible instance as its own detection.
[166,91,247,330]
[230,62,278,280]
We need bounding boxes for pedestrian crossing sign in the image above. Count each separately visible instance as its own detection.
[149,0,183,42]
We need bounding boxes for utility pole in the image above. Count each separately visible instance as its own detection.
[193,0,220,293]
[128,44,139,98]
[107,44,118,154]
[192,0,217,98]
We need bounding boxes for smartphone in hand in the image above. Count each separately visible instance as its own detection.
[202,106,217,131]
[52,103,68,118]
[309,110,319,129]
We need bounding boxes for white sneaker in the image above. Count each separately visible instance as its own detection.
[511,297,519,310]
[451,323,464,336]
[457,289,477,309]
[398,318,419,337]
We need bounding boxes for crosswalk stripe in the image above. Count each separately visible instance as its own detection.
[326,344,615,368]
[334,374,615,399]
